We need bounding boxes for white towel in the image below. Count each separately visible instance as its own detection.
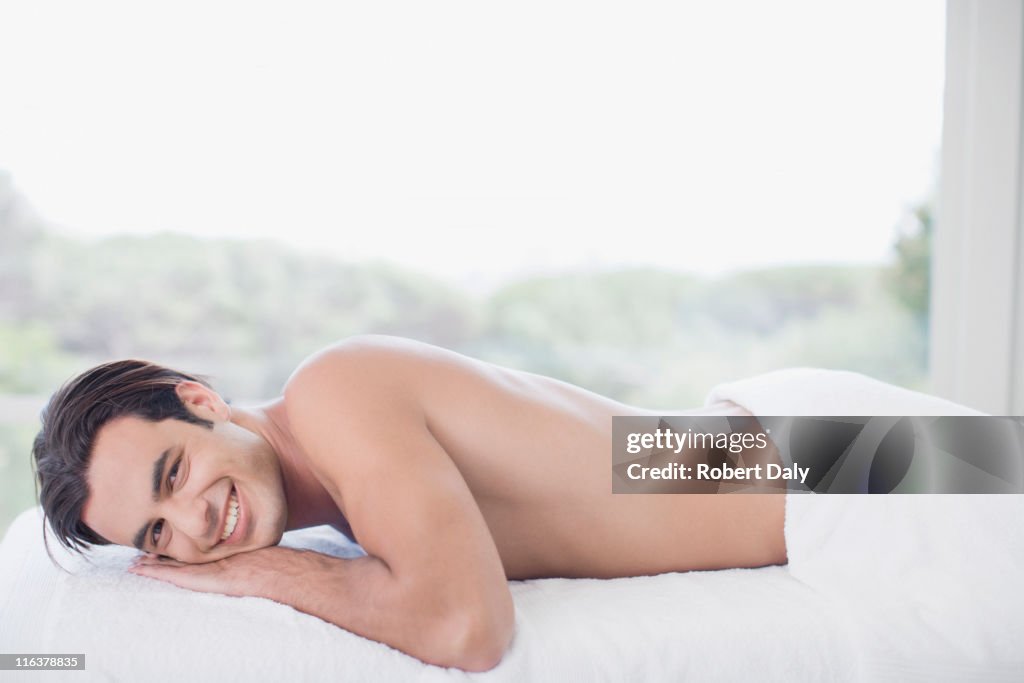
[704,367,1024,681]
[0,507,859,682]
[705,367,988,417]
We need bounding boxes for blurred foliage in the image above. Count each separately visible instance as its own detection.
[3,228,928,406]
[884,203,932,321]
[0,174,931,537]
[0,423,39,537]
[11,231,482,399]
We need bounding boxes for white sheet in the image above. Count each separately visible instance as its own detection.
[2,366,1020,681]
[1,507,856,682]
[706,367,1024,681]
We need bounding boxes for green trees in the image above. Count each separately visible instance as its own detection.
[0,174,930,404]
[885,203,932,323]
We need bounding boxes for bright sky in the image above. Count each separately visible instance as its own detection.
[0,1,945,288]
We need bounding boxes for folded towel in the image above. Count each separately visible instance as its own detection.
[705,367,988,417]
[704,367,1024,681]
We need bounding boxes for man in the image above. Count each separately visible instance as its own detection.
[33,335,787,672]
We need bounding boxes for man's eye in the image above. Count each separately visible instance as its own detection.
[152,520,164,546]
[168,460,181,488]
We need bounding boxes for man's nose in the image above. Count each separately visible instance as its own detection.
[166,493,215,541]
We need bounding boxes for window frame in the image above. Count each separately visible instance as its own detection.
[931,0,1024,414]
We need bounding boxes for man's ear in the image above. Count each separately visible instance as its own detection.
[174,381,230,421]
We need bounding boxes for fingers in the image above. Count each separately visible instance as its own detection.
[127,564,158,578]
[127,564,194,591]
[128,560,189,584]
[131,554,187,570]
[127,563,167,582]
[127,560,230,595]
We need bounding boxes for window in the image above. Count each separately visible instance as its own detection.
[0,2,964,536]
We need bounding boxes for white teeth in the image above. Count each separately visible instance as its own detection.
[221,491,239,541]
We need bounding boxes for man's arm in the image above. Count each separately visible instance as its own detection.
[280,339,515,670]
[131,543,502,670]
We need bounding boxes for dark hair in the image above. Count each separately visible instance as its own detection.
[32,359,215,556]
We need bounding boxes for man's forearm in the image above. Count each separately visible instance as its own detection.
[260,548,510,670]
[131,544,513,670]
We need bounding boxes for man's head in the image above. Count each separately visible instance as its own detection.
[33,360,289,562]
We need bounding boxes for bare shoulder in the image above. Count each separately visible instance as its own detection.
[286,334,419,379]
[282,334,493,407]
[278,336,462,513]
[280,335,509,468]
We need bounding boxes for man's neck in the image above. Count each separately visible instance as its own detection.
[229,399,343,532]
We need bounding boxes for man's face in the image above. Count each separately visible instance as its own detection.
[82,384,288,563]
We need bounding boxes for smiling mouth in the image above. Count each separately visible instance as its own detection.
[220,486,240,542]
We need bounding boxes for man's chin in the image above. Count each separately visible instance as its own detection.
[216,543,270,560]
[234,530,288,555]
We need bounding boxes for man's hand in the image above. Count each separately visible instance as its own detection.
[129,545,318,600]
[130,544,503,671]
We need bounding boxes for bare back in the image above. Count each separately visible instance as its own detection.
[286,336,787,580]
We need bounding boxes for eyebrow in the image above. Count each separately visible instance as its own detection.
[131,447,172,551]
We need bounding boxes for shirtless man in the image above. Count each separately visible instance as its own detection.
[33,335,787,672]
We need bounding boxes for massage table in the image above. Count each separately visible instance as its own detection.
[2,368,1022,681]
